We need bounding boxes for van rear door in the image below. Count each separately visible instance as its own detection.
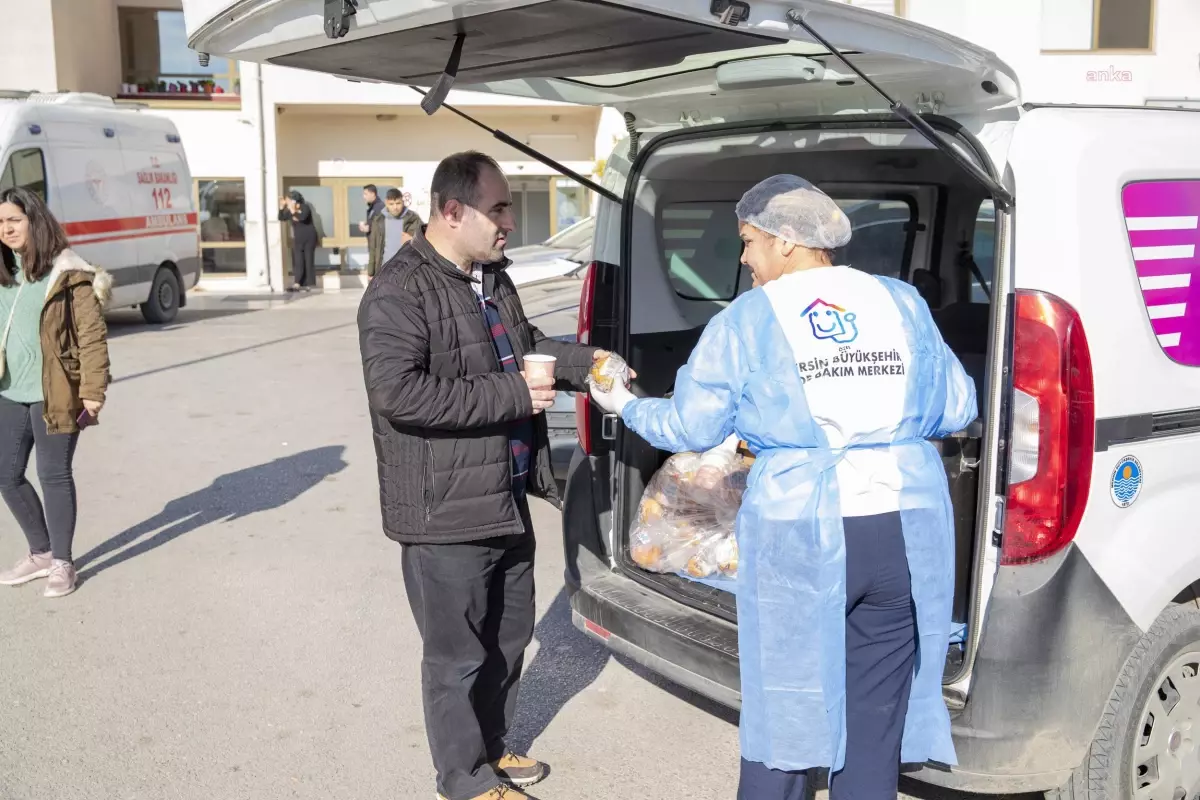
[183,0,1019,125]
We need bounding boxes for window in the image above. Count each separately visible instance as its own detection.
[970,200,996,303]
[0,148,47,200]
[1041,0,1154,52]
[1122,180,1200,366]
[544,216,595,250]
[833,199,915,281]
[196,179,246,275]
[118,8,240,100]
[346,183,400,239]
[660,202,744,301]
[657,197,917,302]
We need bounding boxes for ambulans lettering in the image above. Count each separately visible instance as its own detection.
[137,170,179,185]
[145,212,190,228]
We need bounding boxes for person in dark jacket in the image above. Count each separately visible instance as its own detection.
[358,151,609,800]
[366,188,423,278]
[357,183,384,235]
[277,190,317,292]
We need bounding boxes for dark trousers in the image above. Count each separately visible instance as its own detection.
[738,511,916,800]
[402,502,536,800]
[291,238,316,287]
[0,397,79,562]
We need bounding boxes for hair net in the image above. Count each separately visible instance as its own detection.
[735,175,852,250]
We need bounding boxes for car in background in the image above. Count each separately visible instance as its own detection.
[506,216,595,286]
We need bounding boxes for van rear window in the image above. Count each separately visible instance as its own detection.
[1122,180,1200,365]
[658,198,916,303]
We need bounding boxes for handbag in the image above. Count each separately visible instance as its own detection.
[0,279,27,382]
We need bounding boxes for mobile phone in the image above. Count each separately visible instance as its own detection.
[77,409,98,429]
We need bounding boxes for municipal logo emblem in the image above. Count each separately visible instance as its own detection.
[1110,456,1143,509]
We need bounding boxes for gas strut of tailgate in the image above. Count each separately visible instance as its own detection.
[409,39,622,205]
[784,8,1013,211]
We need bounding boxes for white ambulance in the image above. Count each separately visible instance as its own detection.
[0,91,199,324]
[184,1,1200,798]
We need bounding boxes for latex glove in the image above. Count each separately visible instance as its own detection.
[590,381,634,416]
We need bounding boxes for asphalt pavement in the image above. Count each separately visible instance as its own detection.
[0,284,1030,800]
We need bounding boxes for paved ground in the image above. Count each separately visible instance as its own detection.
[0,284,1030,800]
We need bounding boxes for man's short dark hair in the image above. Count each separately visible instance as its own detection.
[364,184,378,195]
[430,151,502,216]
[385,188,403,201]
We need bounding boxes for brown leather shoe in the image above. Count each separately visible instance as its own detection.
[437,785,529,800]
[490,752,548,788]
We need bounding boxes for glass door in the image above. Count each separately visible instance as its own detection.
[507,177,552,249]
[281,176,402,275]
[551,177,591,236]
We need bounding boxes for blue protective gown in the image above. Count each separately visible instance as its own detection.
[621,266,977,772]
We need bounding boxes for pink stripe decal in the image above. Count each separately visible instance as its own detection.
[1123,180,1200,364]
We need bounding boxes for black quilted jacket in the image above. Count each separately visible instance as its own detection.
[358,230,595,544]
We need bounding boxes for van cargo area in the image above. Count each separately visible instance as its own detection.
[612,118,1001,683]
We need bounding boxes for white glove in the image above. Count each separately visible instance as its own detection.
[590,382,634,416]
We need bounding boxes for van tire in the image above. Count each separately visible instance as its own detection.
[141,268,180,324]
[1047,603,1200,800]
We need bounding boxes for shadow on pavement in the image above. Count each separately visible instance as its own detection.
[111,322,355,384]
[75,446,348,581]
[507,586,738,756]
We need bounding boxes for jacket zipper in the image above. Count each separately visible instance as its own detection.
[423,439,435,521]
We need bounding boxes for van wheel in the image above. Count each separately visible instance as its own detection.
[1049,604,1200,800]
[141,268,180,324]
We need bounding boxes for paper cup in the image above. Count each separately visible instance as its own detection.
[523,353,557,382]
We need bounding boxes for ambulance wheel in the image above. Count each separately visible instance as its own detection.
[141,268,180,324]
[1049,604,1200,800]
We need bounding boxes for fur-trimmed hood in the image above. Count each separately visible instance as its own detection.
[45,249,112,308]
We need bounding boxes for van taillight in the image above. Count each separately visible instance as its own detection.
[575,263,597,455]
[1000,290,1094,565]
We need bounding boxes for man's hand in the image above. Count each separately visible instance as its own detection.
[82,399,103,418]
[522,371,556,415]
[279,197,288,210]
[358,220,370,233]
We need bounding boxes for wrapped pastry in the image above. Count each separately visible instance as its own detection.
[588,352,631,393]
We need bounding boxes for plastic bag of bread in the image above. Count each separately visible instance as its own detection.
[587,352,631,393]
[629,435,749,580]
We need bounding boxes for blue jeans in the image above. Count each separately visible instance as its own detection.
[738,511,916,800]
[0,397,79,562]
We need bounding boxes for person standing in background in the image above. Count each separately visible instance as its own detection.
[0,187,111,599]
[278,191,317,293]
[367,189,424,279]
[358,184,384,235]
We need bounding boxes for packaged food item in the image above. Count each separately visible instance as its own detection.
[628,436,750,582]
[587,352,631,393]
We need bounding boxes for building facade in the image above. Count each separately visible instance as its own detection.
[2,0,1196,291]
[0,0,623,292]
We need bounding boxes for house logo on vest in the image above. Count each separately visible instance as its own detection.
[803,299,859,344]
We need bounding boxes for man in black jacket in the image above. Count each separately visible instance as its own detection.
[358,152,605,800]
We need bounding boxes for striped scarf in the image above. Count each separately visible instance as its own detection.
[473,268,534,500]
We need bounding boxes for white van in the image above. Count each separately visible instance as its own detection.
[184,2,1200,797]
[0,91,199,323]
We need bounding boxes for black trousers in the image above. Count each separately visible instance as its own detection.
[738,511,916,800]
[402,501,536,800]
[0,397,79,562]
[291,238,316,287]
